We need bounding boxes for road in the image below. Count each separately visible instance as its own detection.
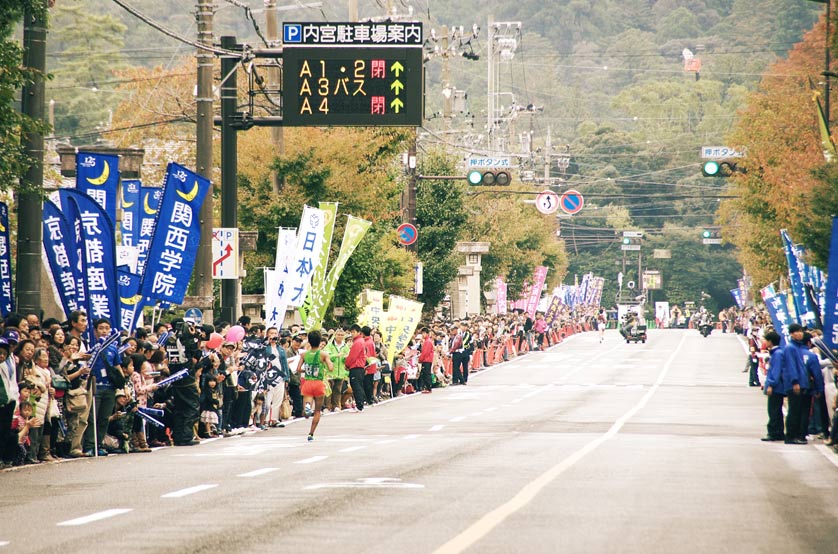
[3,328,838,553]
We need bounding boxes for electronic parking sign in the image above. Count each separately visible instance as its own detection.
[282,22,424,127]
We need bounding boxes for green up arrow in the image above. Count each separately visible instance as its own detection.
[390,79,404,94]
[390,97,404,113]
[390,61,404,76]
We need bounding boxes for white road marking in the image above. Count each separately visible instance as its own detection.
[57,509,133,526]
[432,334,688,554]
[484,407,499,412]
[469,412,483,417]
[449,416,466,423]
[375,440,397,445]
[339,446,368,453]
[161,484,219,498]
[237,467,280,478]
[0,541,9,547]
[430,425,445,432]
[814,445,838,469]
[404,434,421,440]
[295,455,328,464]
[304,477,424,490]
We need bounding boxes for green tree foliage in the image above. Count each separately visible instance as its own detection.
[0,0,49,193]
[415,149,469,309]
[47,0,127,143]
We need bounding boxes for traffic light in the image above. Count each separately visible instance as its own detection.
[467,168,511,186]
[702,227,721,244]
[702,160,743,177]
[621,234,642,250]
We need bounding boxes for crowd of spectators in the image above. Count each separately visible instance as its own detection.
[0,304,602,469]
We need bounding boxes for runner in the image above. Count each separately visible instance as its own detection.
[295,330,334,442]
[597,309,607,343]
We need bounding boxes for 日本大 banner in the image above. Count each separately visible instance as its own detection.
[140,163,211,305]
[42,200,79,319]
[264,227,298,329]
[76,151,119,223]
[278,205,326,309]
[0,202,14,317]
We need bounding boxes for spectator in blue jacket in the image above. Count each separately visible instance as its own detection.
[783,324,808,445]
[762,330,786,442]
[797,332,825,442]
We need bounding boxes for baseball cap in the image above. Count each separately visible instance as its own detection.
[0,338,9,350]
[2,329,19,344]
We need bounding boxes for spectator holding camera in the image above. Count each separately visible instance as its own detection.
[59,336,92,458]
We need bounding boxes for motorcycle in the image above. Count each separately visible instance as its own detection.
[698,318,713,337]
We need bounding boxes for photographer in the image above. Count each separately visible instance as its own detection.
[58,336,92,458]
[166,320,212,446]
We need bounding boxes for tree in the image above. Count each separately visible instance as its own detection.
[47,0,127,143]
[719,19,829,287]
[415,148,469,310]
[0,0,49,193]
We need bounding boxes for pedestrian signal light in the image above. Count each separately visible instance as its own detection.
[702,160,743,177]
[702,229,711,238]
[622,237,631,245]
[702,161,720,176]
[467,169,511,186]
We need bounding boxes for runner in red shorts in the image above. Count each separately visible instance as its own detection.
[296,330,334,441]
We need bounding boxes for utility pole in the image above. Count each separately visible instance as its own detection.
[487,15,495,152]
[348,0,358,22]
[220,36,240,324]
[264,0,285,194]
[194,0,215,323]
[17,5,47,315]
[544,126,551,183]
[441,25,451,130]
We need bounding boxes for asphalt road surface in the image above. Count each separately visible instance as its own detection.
[3,328,838,554]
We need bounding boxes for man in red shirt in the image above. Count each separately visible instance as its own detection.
[418,327,435,393]
[344,324,368,412]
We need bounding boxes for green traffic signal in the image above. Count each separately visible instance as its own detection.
[622,237,631,245]
[702,161,720,176]
[702,230,711,238]
[467,169,512,186]
[467,170,483,185]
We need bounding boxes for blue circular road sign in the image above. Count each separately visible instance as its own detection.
[560,189,584,215]
[397,223,418,246]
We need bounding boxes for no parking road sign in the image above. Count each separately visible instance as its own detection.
[560,189,584,215]
[397,223,418,246]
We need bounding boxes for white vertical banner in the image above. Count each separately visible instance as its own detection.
[278,206,326,313]
[265,228,298,329]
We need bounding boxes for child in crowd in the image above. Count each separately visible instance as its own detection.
[11,393,42,465]
[199,377,222,438]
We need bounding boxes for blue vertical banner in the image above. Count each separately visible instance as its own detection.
[42,200,79,318]
[140,163,211,304]
[780,229,815,326]
[76,151,120,223]
[137,186,163,277]
[64,189,121,330]
[822,217,838,351]
[120,179,141,247]
[57,189,88,323]
[764,292,793,347]
[0,202,14,316]
[730,288,744,309]
[117,269,144,333]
